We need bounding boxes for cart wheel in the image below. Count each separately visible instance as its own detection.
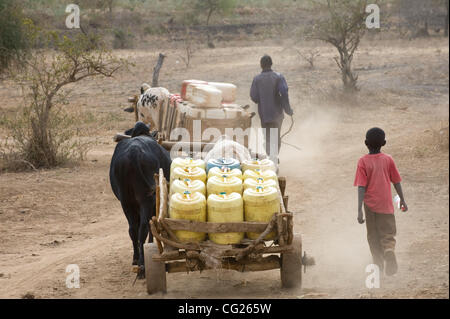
[280,234,302,289]
[144,243,167,294]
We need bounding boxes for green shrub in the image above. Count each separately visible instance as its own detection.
[0,0,28,74]
[194,0,237,25]
[113,28,134,49]
[143,24,165,36]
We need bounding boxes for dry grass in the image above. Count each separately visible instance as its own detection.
[432,121,449,151]
[412,121,449,159]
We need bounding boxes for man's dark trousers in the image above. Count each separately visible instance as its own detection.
[261,120,282,160]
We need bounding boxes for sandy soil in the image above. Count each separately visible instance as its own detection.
[0,37,448,299]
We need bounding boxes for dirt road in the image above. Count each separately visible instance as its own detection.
[0,38,448,299]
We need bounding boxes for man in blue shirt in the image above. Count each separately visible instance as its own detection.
[250,55,293,162]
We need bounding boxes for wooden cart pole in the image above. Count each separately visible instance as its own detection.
[152,173,163,253]
[154,173,160,220]
[277,213,285,246]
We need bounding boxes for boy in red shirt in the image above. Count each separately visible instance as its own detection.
[354,128,408,276]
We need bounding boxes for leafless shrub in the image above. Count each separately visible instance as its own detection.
[312,0,368,93]
[296,49,320,69]
[171,28,197,69]
[179,36,196,69]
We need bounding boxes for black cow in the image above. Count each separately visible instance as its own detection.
[109,122,171,278]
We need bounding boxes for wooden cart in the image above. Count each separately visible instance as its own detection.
[144,168,302,294]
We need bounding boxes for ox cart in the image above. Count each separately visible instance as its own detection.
[145,164,304,295]
[120,88,310,294]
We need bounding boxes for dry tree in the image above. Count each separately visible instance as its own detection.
[178,30,196,69]
[2,20,126,169]
[312,0,368,92]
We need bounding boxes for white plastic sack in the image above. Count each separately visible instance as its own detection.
[204,136,251,164]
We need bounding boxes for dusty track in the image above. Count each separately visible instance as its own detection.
[0,38,448,299]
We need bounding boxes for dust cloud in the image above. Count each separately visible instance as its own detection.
[278,103,389,297]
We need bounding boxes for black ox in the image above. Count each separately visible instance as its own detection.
[109,122,171,278]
